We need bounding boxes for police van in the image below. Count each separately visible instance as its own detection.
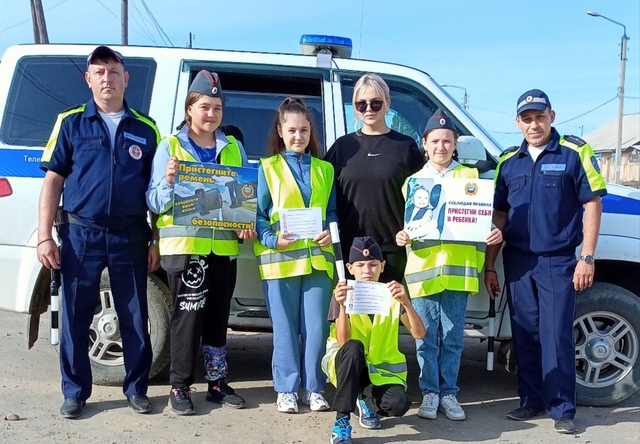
[0,36,638,406]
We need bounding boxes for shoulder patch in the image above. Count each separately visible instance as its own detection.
[562,135,587,147]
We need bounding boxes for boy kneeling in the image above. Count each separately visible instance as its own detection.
[323,237,426,444]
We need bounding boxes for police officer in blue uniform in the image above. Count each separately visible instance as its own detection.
[484,89,606,434]
[37,46,161,419]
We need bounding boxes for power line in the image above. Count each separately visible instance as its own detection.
[0,0,69,34]
[139,0,174,47]
[129,0,161,45]
[556,96,617,125]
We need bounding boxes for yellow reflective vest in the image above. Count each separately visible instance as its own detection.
[254,154,335,280]
[322,298,407,388]
[404,165,486,298]
[156,134,242,256]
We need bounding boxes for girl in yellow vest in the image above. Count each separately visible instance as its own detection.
[255,98,337,413]
[146,70,256,415]
[396,109,502,422]
[322,236,426,444]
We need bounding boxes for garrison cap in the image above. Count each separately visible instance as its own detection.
[189,70,223,98]
[349,236,383,263]
[516,89,551,115]
[423,108,457,136]
[87,45,125,68]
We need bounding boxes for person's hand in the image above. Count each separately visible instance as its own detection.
[37,238,60,269]
[148,242,160,272]
[396,230,410,247]
[485,227,503,246]
[388,280,410,306]
[484,270,500,299]
[275,233,298,250]
[333,280,353,305]
[313,229,332,248]
[573,260,595,291]
[237,229,257,239]
[165,156,179,184]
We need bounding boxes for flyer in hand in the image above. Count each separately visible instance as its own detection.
[172,161,258,230]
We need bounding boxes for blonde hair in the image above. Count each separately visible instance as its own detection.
[352,73,391,131]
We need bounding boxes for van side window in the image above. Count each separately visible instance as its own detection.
[1,56,156,147]
[207,71,324,162]
[340,75,471,148]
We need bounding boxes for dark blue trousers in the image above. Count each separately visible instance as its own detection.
[58,222,152,400]
[503,247,577,420]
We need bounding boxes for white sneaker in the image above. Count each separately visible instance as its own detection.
[418,392,439,419]
[276,392,298,413]
[302,391,330,412]
[439,394,466,421]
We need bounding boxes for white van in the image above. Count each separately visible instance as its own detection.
[0,37,638,406]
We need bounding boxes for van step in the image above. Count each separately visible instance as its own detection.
[236,310,270,318]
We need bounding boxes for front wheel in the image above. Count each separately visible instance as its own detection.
[574,282,640,406]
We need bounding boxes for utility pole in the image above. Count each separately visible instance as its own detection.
[121,0,129,45]
[187,32,192,48]
[30,0,49,44]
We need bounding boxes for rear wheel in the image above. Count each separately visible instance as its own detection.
[574,282,640,406]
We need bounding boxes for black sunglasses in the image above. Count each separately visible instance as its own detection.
[354,100,384,113]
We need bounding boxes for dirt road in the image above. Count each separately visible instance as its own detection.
[1,309,638,443]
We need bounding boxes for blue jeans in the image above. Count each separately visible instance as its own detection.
[263,269,331,393]
[412,290,468,396]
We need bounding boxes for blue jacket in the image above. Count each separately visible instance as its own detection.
[40,98,160,231]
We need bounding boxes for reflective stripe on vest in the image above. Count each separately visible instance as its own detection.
[322,298,407,388]
[404,166,486,298]
[156,134,242,256]
[254,154,335,280]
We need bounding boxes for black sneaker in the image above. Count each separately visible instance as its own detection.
[169,387,195,415]
[206,379,246,409]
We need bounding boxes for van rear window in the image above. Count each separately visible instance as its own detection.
[1,56,156,147]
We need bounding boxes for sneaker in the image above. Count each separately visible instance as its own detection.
[418,392,439,419]
[206,379,246,409]
[356,394,381,429]
[169,387,195,415]
[276,392,298,413]
[330,416,353,444]
[554,418,577,434]
[438,394,466,421]
[302,391,330,412]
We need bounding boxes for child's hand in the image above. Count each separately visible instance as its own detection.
[388,280,410,306]
[276,233,298,250]
[486,227,503,246]
[165,156,179,184]
[237,229,257,239]
[333,281,353,305]
[313,229,332,248]
[396,230,410,247]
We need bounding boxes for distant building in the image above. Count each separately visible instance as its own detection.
[584,113,640,188]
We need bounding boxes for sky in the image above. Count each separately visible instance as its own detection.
[1,0,638,148]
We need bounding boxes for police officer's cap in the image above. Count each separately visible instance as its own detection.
[349,237,383,263]
[189,70,223,98]
[516,89,551,115]
[423,108,457,136]
[87,45,125,68]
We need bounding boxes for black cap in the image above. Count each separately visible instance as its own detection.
[423,108,457,136]
[516,89,551,115]
[349,237,383,263]
[87,45,125,68]
[189,70,223,98]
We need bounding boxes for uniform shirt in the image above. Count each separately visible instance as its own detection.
[146,124,249,215]
[256,150,338,249]
[40,98,160,231]
[493,128,606,255]
[324,130,424,255]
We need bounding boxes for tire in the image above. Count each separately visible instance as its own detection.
[88,271,172,386]
[575,282,640,406]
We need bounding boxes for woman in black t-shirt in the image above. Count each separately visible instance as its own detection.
[324,73,424,283]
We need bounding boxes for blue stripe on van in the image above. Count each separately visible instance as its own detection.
[602,193,640,216]
[0,149,45,178]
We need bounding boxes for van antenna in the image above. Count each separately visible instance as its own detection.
[358,0,364,58]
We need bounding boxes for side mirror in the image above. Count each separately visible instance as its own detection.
[457,136,487,166]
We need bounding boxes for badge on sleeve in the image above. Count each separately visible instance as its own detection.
[129,145,142,160]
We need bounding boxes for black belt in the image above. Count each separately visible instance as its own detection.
[57,211,91,228]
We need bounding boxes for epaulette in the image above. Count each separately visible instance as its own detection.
[500,145,520,157]
[60,103,85,114]
[131,108,157,125]
[562,135,587,147]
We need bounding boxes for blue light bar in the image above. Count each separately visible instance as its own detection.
[300,34,353,59]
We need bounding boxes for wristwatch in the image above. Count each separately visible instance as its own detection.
[580,254,595,265]
[150,239,159,246]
